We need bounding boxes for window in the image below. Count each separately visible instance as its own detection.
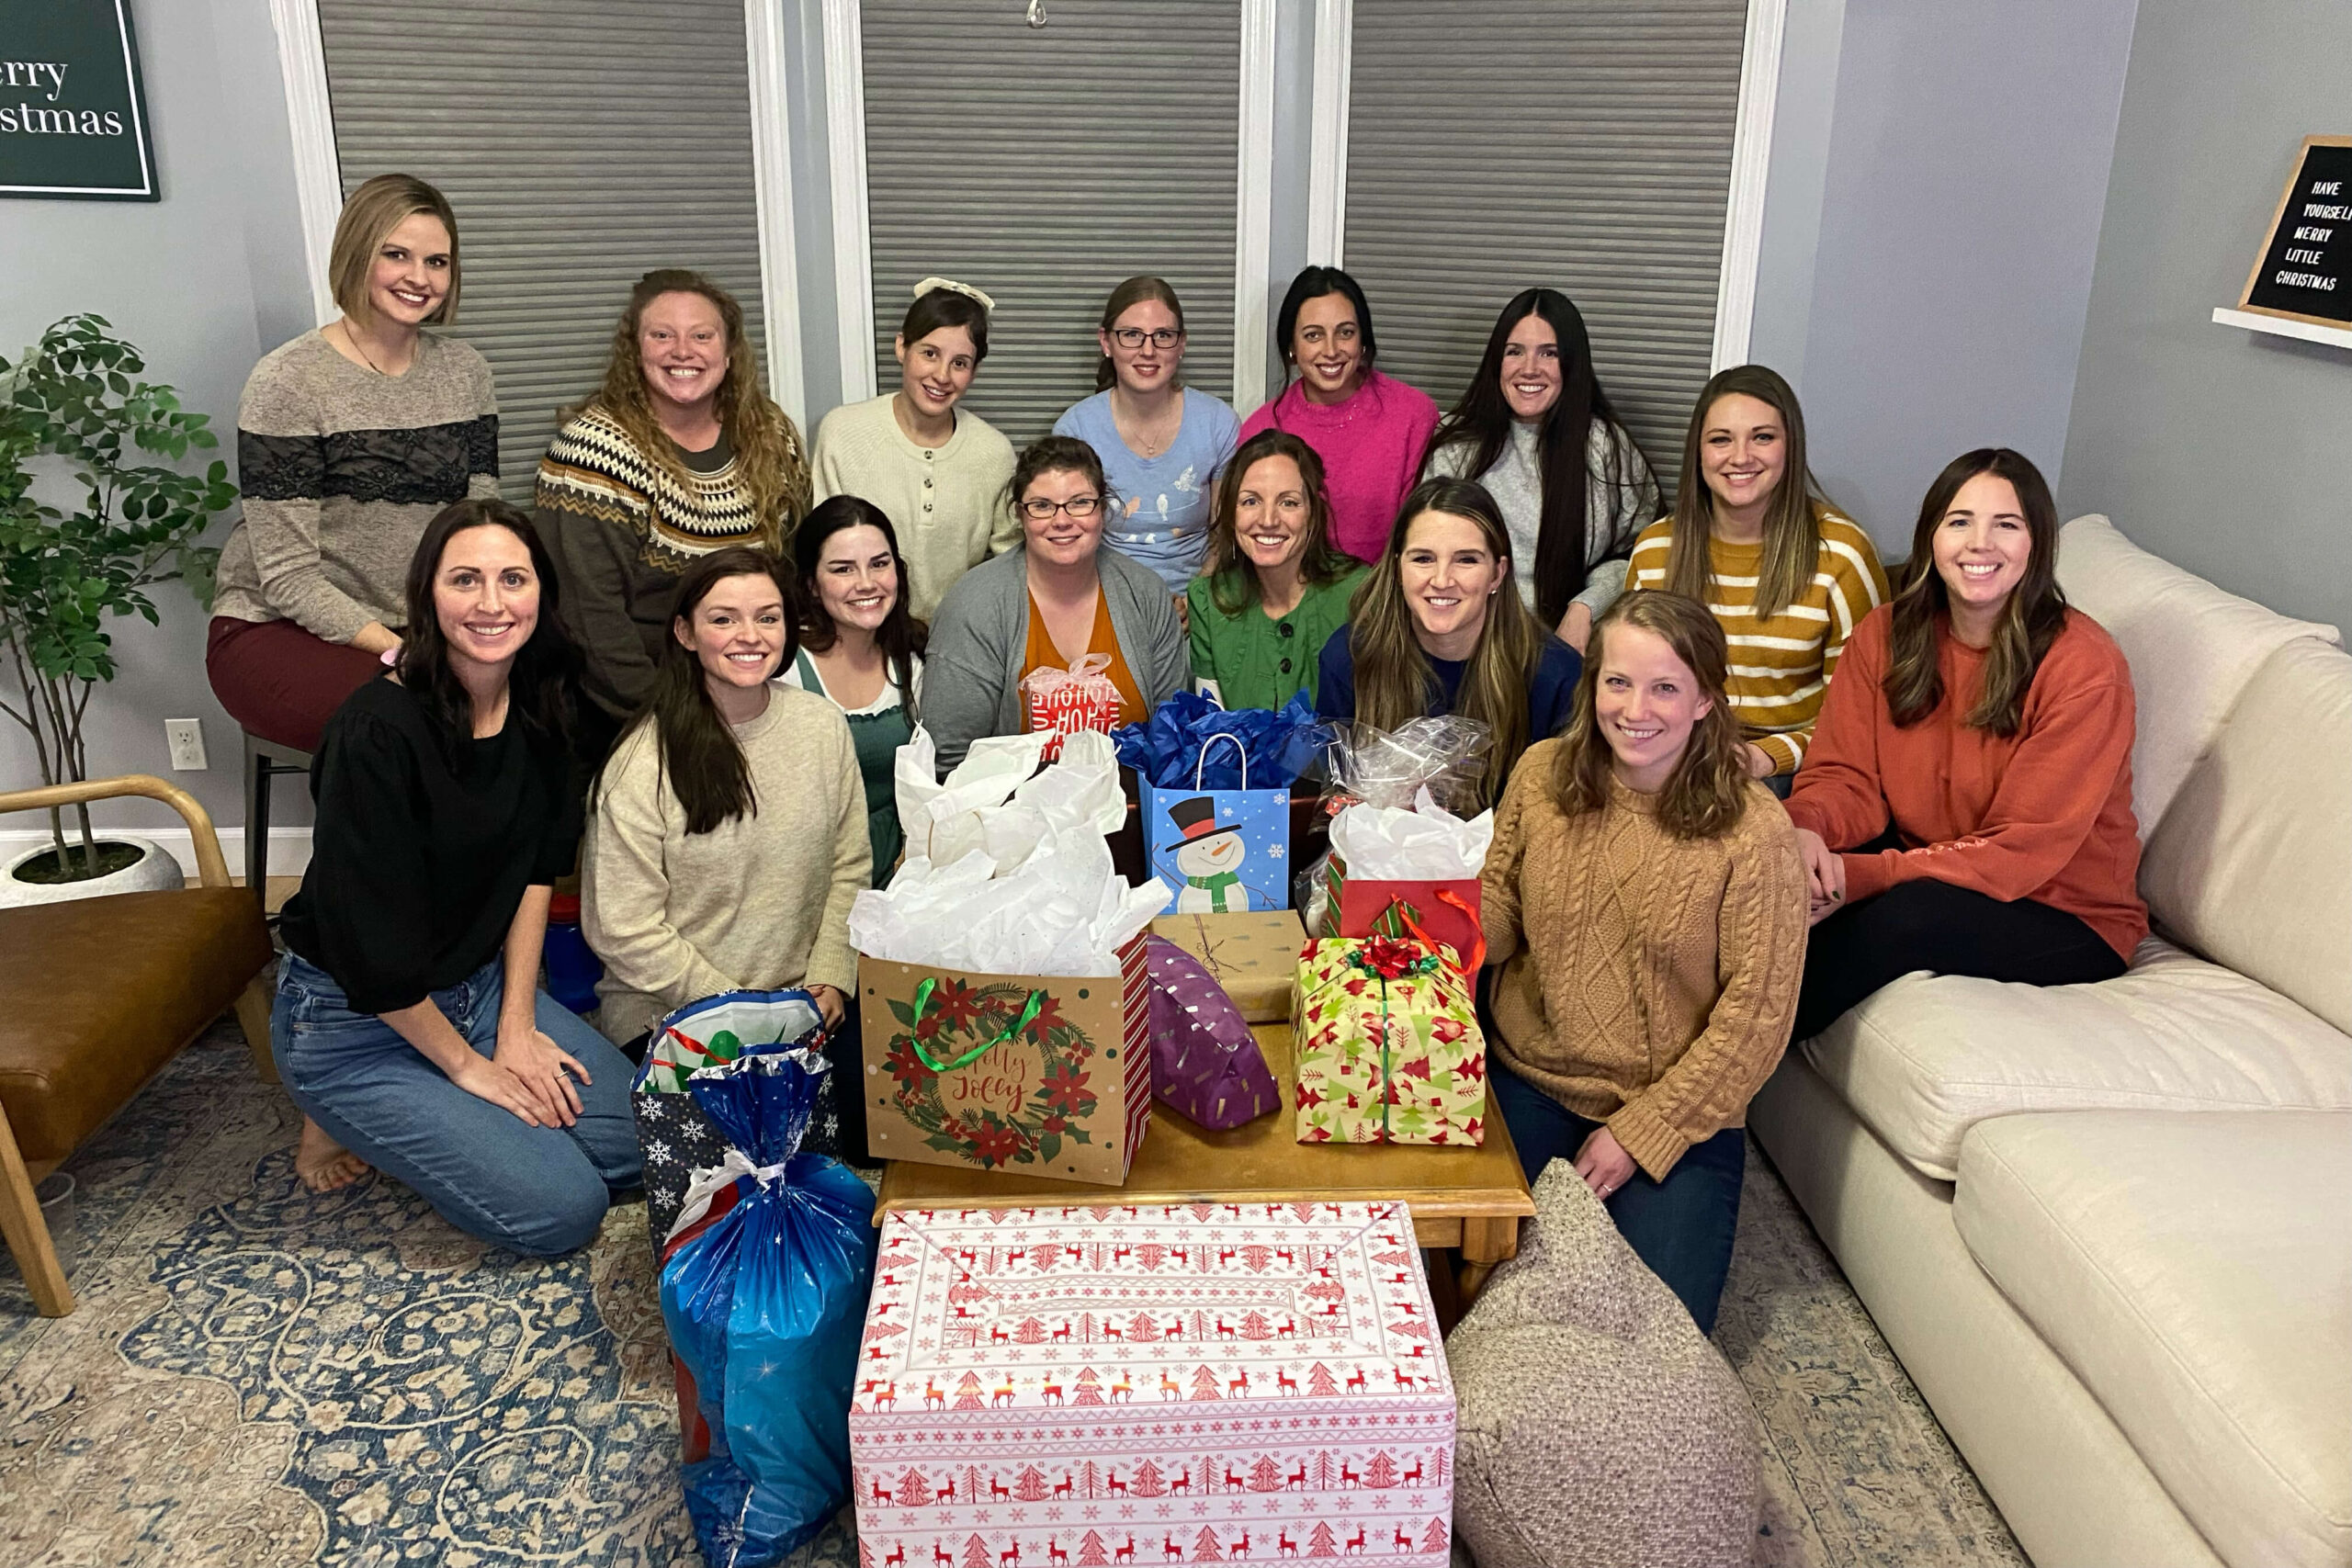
[316,0,771,493]
[858,0,1242,445]
[1340,0,1750,478]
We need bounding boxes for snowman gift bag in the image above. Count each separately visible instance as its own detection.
[1143,733,1292,915]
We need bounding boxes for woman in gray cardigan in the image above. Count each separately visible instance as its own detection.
[922,435,1189,774]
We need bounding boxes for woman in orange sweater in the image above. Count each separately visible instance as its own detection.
[1786,448,2145,1040]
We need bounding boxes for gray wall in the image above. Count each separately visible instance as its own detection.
[0,0,315,843]
[2060,0,2352,634]
[1749,0,2139,550]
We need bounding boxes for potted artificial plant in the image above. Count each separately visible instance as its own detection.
[0,313,237,907]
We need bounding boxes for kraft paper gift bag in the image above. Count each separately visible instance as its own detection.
[1142,734,1292,917]
[857,939,1153,1185]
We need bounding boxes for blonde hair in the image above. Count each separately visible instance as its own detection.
[329,174,460,324]
[1553,591,1751,839]
[582,268,811,544]
[1348,477,1545,811]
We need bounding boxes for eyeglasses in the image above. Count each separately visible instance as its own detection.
[1020,495,1103,520]
[1110,328,1183,350]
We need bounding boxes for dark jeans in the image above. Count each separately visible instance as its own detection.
[1489,1057,1747,1336]
[1794,874,2128,1041]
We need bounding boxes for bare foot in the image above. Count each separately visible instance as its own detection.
[296,1117,368,1193]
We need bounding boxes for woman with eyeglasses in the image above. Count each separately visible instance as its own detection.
[922,435,1188,775]
[1052,276,1241,596]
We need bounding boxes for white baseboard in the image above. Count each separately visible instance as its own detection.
[0,826,313,883]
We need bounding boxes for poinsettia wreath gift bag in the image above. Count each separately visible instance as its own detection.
[851,729,1168,1183]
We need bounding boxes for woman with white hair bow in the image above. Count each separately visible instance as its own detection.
[811,276,1021,619]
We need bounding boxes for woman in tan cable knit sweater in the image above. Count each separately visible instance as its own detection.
[1480,589,1807,1332]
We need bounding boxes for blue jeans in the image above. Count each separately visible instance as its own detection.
[1489,1057,1746,1335]
[272,953,644,1257]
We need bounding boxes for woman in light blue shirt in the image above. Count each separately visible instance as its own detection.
[1054,276,1241,597]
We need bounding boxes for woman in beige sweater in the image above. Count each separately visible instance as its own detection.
[582,547,870,1058]
[1479,589,1807,1332]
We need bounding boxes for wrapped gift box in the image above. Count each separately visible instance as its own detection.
[850,1201,1456,1565]
[1149,909,1307,1022]
[1293,937,1487,1145]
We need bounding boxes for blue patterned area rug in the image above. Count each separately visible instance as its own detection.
[0,1022,2018,1568]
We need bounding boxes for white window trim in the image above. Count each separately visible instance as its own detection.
[268,0,341,326]
[744,0,807,425]
[1712,0,1787,370]
[1233,0,1279,412]
[1305,0,1352,267]
[822,0,878,407]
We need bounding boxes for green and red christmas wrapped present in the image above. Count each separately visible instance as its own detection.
[1292,935,1487,1145]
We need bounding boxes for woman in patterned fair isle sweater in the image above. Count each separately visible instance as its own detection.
[1478,589,1808,1334]
[535,269,809,763]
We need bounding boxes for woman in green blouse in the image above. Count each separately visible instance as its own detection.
[1186,430,1366,711]
[786,496,925,881]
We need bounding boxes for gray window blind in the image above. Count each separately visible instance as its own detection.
[1342,0,1748,485]
[861,0,1240,447]
[316,0,769,496]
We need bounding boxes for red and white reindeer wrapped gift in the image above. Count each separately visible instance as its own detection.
[851,1201,1455,1567]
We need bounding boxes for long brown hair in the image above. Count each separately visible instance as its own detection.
[1884,448,2066,736]
[1553,591,1750,839]
[794,495,928,724]
[1348,477,1545,809]
[616,546,797,837]
[1093,275,1187,392]
[582,269,811,547]
[1422,288,1645,625]
[397,499,581,761]
[1199,430,1357,617]
[1663,365,1838,621]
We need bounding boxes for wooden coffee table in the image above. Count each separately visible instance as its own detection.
[877,1018,1535,1309]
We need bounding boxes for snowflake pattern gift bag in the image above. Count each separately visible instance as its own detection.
[849,1201,1456,1567]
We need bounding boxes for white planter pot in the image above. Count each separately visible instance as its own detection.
[0,834,186,908]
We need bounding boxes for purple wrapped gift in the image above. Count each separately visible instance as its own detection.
[1145,934,1283,1130]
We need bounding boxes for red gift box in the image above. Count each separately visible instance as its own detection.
[1023,653,1123,761]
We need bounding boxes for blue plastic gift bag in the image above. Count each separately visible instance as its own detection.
[659,1048,878,1566]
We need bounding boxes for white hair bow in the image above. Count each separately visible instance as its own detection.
[914,276,996,313]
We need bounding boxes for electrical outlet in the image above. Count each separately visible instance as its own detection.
[165,717,209,771]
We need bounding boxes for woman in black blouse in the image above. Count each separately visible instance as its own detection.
[271,498,640,1253]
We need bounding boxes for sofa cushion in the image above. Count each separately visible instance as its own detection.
[1803,939,2352,1180]
[1954,1111,2351,1568]
[2053,515,2339,837]
[2141,637,2352,1037]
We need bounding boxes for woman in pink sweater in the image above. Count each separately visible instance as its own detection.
[1239,266,1440,563]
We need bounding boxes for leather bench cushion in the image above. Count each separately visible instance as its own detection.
[1956,1111,2352,1568]
[0,886,272,1162]
[1802,938,2352,1181]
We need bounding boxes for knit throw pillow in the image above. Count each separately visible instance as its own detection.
[1144,934,1282,1130]
[1445,1163,1760,1567]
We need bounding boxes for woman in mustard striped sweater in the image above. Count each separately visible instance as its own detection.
[1625,366,1887,787]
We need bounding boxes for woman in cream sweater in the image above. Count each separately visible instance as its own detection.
[1479,589,1808,1332]
[582,547,869,1052]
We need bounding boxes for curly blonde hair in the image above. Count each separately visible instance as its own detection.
[583,269,810,544]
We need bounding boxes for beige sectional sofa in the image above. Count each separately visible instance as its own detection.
[1749,515,2351,1568]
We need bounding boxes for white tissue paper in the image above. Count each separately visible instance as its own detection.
[854,728,1162,977]
[1328,785,1494,879]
